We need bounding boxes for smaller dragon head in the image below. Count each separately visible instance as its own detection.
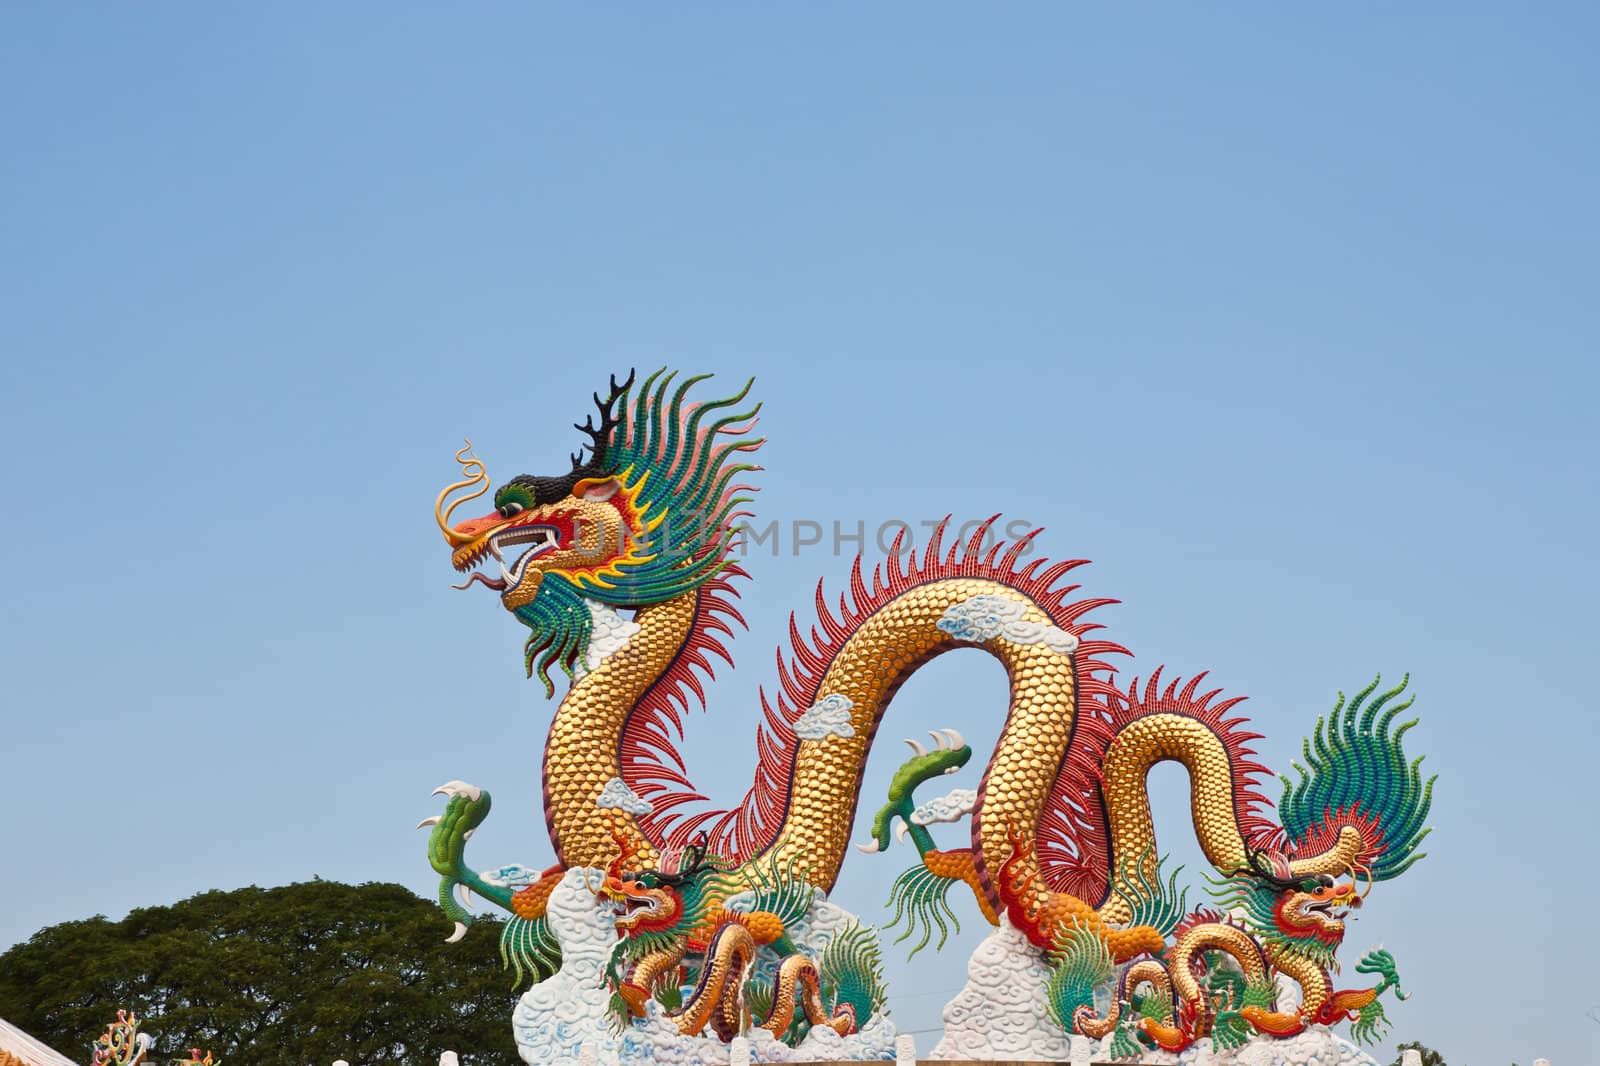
[1240,851,1362,946]
[1211,851,1361,972]
[601,873,683,937]
[1218,674,1434,971]
[597,829,723,940]
[1276,878,1361,944]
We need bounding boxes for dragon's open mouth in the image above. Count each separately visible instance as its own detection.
[617,895,659,917]
[1298,895,1358,924]
[606,891,664,929]
[453,524,563,593]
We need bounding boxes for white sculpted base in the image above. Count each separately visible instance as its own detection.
[929,914,1383,1066]
[510,870,1383,1065]
[512,868,898,1066]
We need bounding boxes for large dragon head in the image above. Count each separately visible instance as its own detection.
[435,369,763,692]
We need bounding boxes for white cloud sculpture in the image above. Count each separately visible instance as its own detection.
[793,693,857,739]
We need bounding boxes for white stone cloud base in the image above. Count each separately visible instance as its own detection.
[512,869,898,1066]
[927,914,1382,1066]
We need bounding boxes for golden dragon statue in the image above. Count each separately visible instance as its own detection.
[421,369,1433,1054]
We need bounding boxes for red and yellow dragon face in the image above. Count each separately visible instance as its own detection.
[597,834,681,935]
[601,871,685,936]
[433,374,652,614]
[594,825,699,938]
[1273,877,1361,945]
[439,459,652,612]
[431,369,761,693]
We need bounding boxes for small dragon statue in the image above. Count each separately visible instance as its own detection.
[91,1012,151,1066]
[592,826,883,1043]
[421,369,1434,1051]
[89,1010,218,1066]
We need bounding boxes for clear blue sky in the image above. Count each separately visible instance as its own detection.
[2,7,1596,1065]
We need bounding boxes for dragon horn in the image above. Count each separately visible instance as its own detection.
[904,737,928,757]
[572,370,636,478]
[435,440,490,547]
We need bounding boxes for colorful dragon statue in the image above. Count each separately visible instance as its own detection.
[593,826,884,1042]
[422,369,1434,1053]
[89,1010,218,1066]
[91,1012,151,1066]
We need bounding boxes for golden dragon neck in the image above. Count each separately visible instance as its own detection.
[543,593,699,870]
[1269,945,1332,1018]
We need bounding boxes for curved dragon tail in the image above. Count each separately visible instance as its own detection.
[818,921,888,1032]
[1045,920,1114,1035]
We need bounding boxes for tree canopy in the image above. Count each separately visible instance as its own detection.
[0,881,518,1066]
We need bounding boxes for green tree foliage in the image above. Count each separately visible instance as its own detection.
[1389,1042,1446,1066]
[0,881,518,1066]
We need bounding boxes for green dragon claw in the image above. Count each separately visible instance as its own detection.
[419,781,513,940]
[1347,946,1406,1044]
[1355,945,1407,1000]
[857,733,972,856]
[425,781,492,877]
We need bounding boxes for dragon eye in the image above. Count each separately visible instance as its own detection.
[499,502,525,519]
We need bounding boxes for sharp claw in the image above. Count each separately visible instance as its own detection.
[940,727,965,750]
[903,738,927,757]
[416,816,442,829]
[854,838,881,854]
[431,780,483,801]
[445,921,468,944]
[463,828,474,840]
[929,730,947,751]
[894,821,909,843]
[456,883,474,910]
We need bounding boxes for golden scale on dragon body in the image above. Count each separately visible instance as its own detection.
[418,369,1434,1064]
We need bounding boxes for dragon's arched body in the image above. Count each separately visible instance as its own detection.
[423,370,1433,1053]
